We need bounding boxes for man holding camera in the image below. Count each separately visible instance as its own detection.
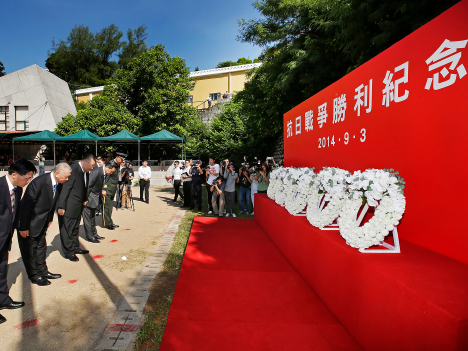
[120,161,134,209]
[210,176,225,217]
[237,162,252,215]
[223,164,238,217]
[205,157,219,214]
[189,161,204,212]
[181,160,192,208]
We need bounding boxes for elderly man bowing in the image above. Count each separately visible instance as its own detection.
[17,163,72,286]
[57,154,95,262]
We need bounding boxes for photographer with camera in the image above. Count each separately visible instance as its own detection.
[205,157,219,214]
[189,160,204,212]
[172,161,183,202]
[181,160,192,208]
[236,162,252,215]
[255,162,271,193]
[120,161,134,210]
[250,164,259,215]
[210,176,225,217]
[223,163,238,217]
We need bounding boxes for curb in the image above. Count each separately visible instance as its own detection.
[93,209,185,351]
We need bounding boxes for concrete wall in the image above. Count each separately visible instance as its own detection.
[0,65,77,132]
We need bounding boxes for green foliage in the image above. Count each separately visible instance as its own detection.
[236,0,459,138]
[0,62,5,77]
[216,57,260,68]
[46,24,147,86]
[55,95,139,137]
[194,66,200,71]
[105,44,198,136]
[118,26,148,70]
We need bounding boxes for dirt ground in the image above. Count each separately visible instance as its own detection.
[0,185,181,351]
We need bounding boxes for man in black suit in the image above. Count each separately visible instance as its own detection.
[103,154,123,230]
[0,159,36,324]
[57,154,95,262]
[17,163,72,286]
[83,161,117,243]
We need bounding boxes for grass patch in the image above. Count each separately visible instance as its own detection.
[135,184,257,350]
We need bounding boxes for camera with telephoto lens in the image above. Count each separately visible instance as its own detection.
[121,161,134,184]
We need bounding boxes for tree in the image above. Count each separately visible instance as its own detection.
[46,24,146,86]
[118,26,148,70]
[236,0,460,138]
[55,95,139,137]
[0,62,5,77]
[194,66,200,71]
[105,44,198,135]
[216,57,259,68]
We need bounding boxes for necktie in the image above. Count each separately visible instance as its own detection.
[53,184,57,196]
[10,187,15,216]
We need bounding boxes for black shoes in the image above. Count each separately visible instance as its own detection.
[112,224,119,228]
[75,249,89,255]
[0,301,25,310]
[172,199,177,202]
[32,277,51,286]
[0,314,5,324]
[86,237,100,243]
[95,235,105,240]
[140,197,144,201]
[106,225,115,230]
[43,272,61,280]
[68,255,79,262]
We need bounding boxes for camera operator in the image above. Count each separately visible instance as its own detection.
[250,164,259,215]
[219,159,229,176]
[189,160,204,212]
[205,157,219,214]
[223,164,238,217]
[255,162,271,193]
[172,161,184,202]
[181,160,192,208]
[236,162,252,215]
[120,161,134,210]
[210,176,225,217]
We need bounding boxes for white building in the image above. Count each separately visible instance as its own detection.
[0,64,77,133]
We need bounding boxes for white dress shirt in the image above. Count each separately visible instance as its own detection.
[182,166,192,182]
[138,166,152,180]
[50,172,57,197]
[172,167,182,180]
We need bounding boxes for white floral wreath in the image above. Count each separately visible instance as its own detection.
[267,167,286,200]
[285,168,316,215]
[339,169,406,249]
[306,167,349,228]
[275,168,296,206]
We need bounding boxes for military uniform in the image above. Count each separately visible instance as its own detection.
[103,166,118,227]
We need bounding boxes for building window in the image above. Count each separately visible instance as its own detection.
[186,95,193,103]
[15,106,28,131]
[210,93,221,101]
[0,106,8,131]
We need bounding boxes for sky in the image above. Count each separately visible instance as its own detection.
[0,0,264,75]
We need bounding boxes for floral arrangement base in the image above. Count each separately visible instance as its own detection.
[293,208,307,216]
[359,227,400,253]
[319,218,340,231]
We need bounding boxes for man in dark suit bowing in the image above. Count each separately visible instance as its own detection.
[57,154,95,262]
[0,159,36,324]
[17,163,72,286]
[83,161,117,243]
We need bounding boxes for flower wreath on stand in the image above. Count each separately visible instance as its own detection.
[275,168,295,206]
[267,167,285,200]
[339,169,406,249]
[285,168,316,215]
[306,167,349,228]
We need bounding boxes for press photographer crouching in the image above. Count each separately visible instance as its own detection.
[210,176,225,217]
[120,161,135,210]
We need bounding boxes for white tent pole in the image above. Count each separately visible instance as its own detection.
[53,141,56,165]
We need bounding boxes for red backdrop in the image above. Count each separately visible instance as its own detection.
[284,0,468,264]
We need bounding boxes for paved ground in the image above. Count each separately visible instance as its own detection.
[0,186,181,351]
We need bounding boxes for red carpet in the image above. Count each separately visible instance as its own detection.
[160,217,361,351]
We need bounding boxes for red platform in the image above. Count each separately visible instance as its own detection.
[160,217,361,351]
[254,194,468,351]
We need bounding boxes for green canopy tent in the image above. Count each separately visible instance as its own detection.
[12,130,63,164]
[139,129,186,160]
[100,130,141,165]
[59,130,102,156]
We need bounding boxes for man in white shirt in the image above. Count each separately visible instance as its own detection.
[172,161,183,202]
[138,160,152,204]
[205,157,220,214]
[181,160,192,208]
